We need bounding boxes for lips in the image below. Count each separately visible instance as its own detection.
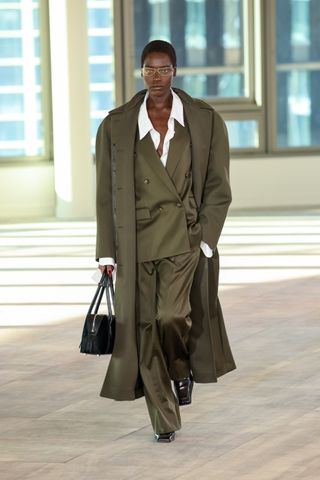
[150,86,163,92]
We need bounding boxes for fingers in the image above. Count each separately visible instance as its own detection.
[98,264,114,276]
[106,265,114,276]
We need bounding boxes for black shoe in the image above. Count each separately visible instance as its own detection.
[154,431,175,443]
[174,373,194,406]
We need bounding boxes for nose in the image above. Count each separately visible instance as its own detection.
[153,69,161,79]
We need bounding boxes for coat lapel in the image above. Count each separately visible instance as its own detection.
[110,89,213,211]
[175,90,212,209]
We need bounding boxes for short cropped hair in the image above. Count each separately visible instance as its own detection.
[140,40,177,67]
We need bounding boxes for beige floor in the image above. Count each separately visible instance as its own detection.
[0,211,320,480]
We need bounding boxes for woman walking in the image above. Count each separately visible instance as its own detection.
[95,40,236,442]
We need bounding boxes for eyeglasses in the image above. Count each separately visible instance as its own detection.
[141,66,174,77]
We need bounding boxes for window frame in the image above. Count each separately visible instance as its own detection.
[87,0,115,150]
[0,0,52,164]
[114,0,319,156]
[117,0,266,155]
[265,0,320,155]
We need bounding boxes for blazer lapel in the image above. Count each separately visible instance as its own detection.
[141,134,181,200]
[165,120,190,179]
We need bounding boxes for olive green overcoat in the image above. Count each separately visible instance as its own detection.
[95,88,236,401]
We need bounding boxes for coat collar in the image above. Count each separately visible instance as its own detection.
[109,88,213,208]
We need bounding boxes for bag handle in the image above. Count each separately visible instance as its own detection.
[105,273,115,316]
[87,272,106,315]
[87,272,115,316]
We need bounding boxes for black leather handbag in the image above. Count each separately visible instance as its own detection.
[79,272,115,355]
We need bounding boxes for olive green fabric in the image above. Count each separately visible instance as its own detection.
[96,88,236,401]
[135,122,201,262]
[189,248,236,382]
[136,247,200,433]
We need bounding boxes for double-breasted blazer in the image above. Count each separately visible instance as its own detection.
[95,88,236,401]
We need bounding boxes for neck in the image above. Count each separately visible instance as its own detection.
[147,89,173,110]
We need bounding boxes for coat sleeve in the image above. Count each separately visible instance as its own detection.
[198,110,232,251]
[95,116,116,262]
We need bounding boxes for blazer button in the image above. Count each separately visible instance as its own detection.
[144,178,150,184]
[176,202,182,208]
[159,206,163,212]
[185,171,191,178]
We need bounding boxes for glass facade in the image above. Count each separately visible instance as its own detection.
[134,0,245,98]
[276,0,320,147]
[225,119,259,148]
[87,0,115,148]
[132,0,256,148]
[1,0,318,161]
[0,0,45,158]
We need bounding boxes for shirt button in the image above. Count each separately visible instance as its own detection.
[176,202,182,208]
[143,178,150,184]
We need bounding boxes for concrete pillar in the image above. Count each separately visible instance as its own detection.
[49,0,94,218]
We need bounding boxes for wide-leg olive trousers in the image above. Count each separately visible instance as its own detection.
[135,246,200,434]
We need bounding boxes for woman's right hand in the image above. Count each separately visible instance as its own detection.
[99,264,114,276]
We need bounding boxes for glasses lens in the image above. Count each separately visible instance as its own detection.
[159,67,172,76]
[143,68,152,76]
[142,67,173,77]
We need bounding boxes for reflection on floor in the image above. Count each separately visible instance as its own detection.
[0,211,320,480]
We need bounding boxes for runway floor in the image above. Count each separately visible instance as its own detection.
[0,210,320,479]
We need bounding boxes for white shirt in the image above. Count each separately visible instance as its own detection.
[138,89,184,166]
[99,90,213,266]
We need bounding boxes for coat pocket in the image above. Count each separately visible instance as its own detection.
[136,207,151,221]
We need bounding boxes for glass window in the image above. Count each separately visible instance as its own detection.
[0,93,24,114]
[88,34,112,56]
[275,0,320,148]
[34,35,40,57]
[89,62,112,83]
[0,121,25,141]
[90,117,105,140]
[88,7,111,28]
[87,0,115,148]
[33,7,40,28]
[133,0,246,98]
[0,0,46,159]
[226,119,259,148]
[0,38,23,58]
[0,66,23,86]
[0,9,21,30]
[90,90,113,111]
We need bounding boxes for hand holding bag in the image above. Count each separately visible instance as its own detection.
[79,272,115,355]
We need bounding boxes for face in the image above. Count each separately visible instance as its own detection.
[141,52,176,96]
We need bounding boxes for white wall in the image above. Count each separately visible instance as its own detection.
[0,163,55,220]
[1,154,319,221]
[230,155,320,210]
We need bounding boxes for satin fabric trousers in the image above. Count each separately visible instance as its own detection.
[135,246,200,434]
